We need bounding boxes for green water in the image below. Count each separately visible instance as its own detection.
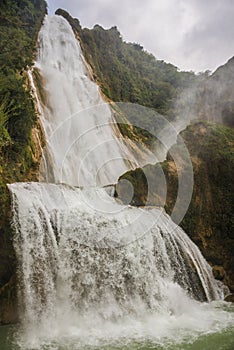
[1,302,233,350]
[1,325,234,350]
[0,326,17,350]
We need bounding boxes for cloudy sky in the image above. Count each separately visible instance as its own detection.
[46,0,234,72]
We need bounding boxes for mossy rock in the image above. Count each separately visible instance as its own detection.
[117,121,234,292]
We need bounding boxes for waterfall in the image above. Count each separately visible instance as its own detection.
[7,14,231,350]
[32,15,153,187]
[9,183,224,325]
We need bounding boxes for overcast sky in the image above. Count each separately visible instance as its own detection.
[46,0,234,72]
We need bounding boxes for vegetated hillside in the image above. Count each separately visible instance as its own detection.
[117,122,234,293]
[0,0,47,324]
[180,57,234,127]
[55,9,197,119]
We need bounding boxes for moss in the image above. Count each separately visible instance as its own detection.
[170,123,234,290]
[32,67,49,107]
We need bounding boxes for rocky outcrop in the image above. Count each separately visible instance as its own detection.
[225,294,234,302]
[117,122,234,292]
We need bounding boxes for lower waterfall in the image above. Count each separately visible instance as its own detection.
[8,182,233,349]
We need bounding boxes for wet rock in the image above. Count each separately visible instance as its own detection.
[212,265,226,281]
[224,294,234,303]
[0,275,18,325]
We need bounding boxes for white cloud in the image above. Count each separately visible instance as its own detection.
[46,0,234,72]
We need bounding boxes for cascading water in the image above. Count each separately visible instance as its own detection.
[8,182,233,349]
[7,14,234,350]
[31,15,153,187]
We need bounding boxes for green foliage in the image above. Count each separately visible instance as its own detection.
[182,122,234,162]
[79,25,197,116]
[0,0,47,292]
[0,100,12,154]
[0,71,35,155]
[180,123,234,288]
[0,0,47,71]
[56,9,197,119]
[32,67,47,106]
[0,0,46,158]
[0,0,46,174]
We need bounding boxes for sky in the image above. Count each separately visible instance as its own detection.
[46,0,234,73]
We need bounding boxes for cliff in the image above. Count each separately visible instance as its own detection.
[117,122,234,293]
[0,0,47,324]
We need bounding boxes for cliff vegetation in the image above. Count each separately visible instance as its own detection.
[0,0,47,324]
[55,9,197,119]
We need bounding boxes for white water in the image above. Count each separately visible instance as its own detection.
[8,13,234,350]
[33,15,153,187]
[9,182,232,349]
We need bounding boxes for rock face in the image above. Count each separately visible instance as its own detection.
[225,294,234,302]
[176,123,234,292]
[117,122,234,292]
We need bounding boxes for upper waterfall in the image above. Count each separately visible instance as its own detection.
[33,15,152,187]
